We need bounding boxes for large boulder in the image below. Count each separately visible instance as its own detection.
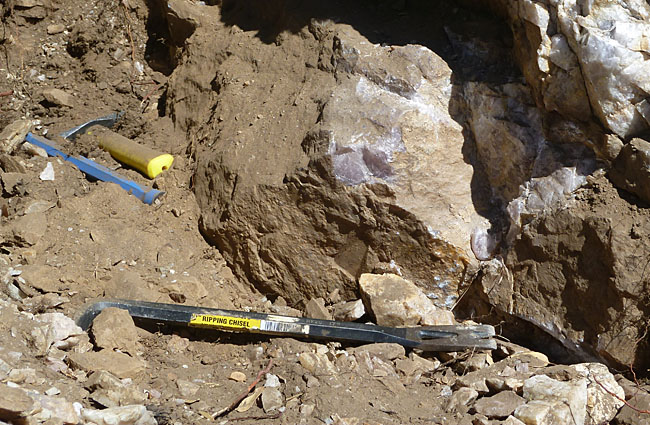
[167,1,501,306]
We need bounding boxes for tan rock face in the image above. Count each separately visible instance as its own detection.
[185,10,475,306]
[324,28,491,257]
[359,273,455,326]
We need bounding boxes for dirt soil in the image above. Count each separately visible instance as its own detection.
[1,0,650,424]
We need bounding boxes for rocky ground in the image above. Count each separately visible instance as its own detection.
[1,0,650,424]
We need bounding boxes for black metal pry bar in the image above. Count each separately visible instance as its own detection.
[77,299,496,351]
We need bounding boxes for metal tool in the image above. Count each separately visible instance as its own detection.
[59,111,125,141]
[25,133,164,204]
[78,299,496,351]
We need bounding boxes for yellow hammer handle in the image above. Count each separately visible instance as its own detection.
[90,127,173,179]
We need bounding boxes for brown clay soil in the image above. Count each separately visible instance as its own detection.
[1,0,650,424]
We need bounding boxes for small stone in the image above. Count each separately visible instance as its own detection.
[30,312,83,355]
[3,212,48,247]
[300,403,315,416]
[610,138,650,204]
[457,352,493,372]
[351,343,405,361]
[24,200,56,215]
[167,334,189,353]
[518,374,588,425]
[176,379,199,398]
[264,373,280,387]
[305,374,320,388]
[359,273,455,326]
[514,400,552,425]
[455,373,490,395]
[46,24,65,35]
[229,371,246,382]
[332,299,365,321]
[0,384,35,421]
[67,349,145,379]
[509,350,549,366]
[298,352,336,374]
[91,307,141,355]
[0,119,32,154]
[86,370,146,407]
[42,88,74,107]
[8,368,37,384]
[304,297,332,320]
[81,405,156,425]
[39,162,55,181]
[1,172,26,196]
[503,416,526,425]
[261,387,283,412]
[395,352,440,384]
[19,264,63,293]
[0,154,27,173]
[22,141,48,157]
[28,392,78,424]
[473,391,525,419]
[447,387,478,412]
[0,358,11,380]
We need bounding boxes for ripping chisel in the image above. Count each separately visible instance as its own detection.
[77,299,496,351]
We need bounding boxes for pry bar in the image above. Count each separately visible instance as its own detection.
[78,299,496,352]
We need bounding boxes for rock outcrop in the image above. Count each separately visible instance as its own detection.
[459,175,650,370]
[166,2,496,306]
[491,0,650,141]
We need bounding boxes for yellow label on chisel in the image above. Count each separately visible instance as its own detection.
[189,314,261,330]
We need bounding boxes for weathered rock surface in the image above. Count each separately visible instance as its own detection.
[323,26,492,256]
[463,81,598,244]
[359,273,455,326]
[26,391,79,424]
[30,312,84,355]
[80,405,157,425]
[0,212,48,247]
[0,384,36,421]
[473,391,525,419]
[517,374,588,425]
[615,380,650,425]
[41,88,74,107]
[67,349,146,380]
[304,297,332,320]
[86,371,147,407]
[493,0,650,139]
[165,2,481,307]
[609,138,650,203]
[332,299,365,321]
[459,176,650,369]
[0,119,32,154]
[261,387,284,412]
